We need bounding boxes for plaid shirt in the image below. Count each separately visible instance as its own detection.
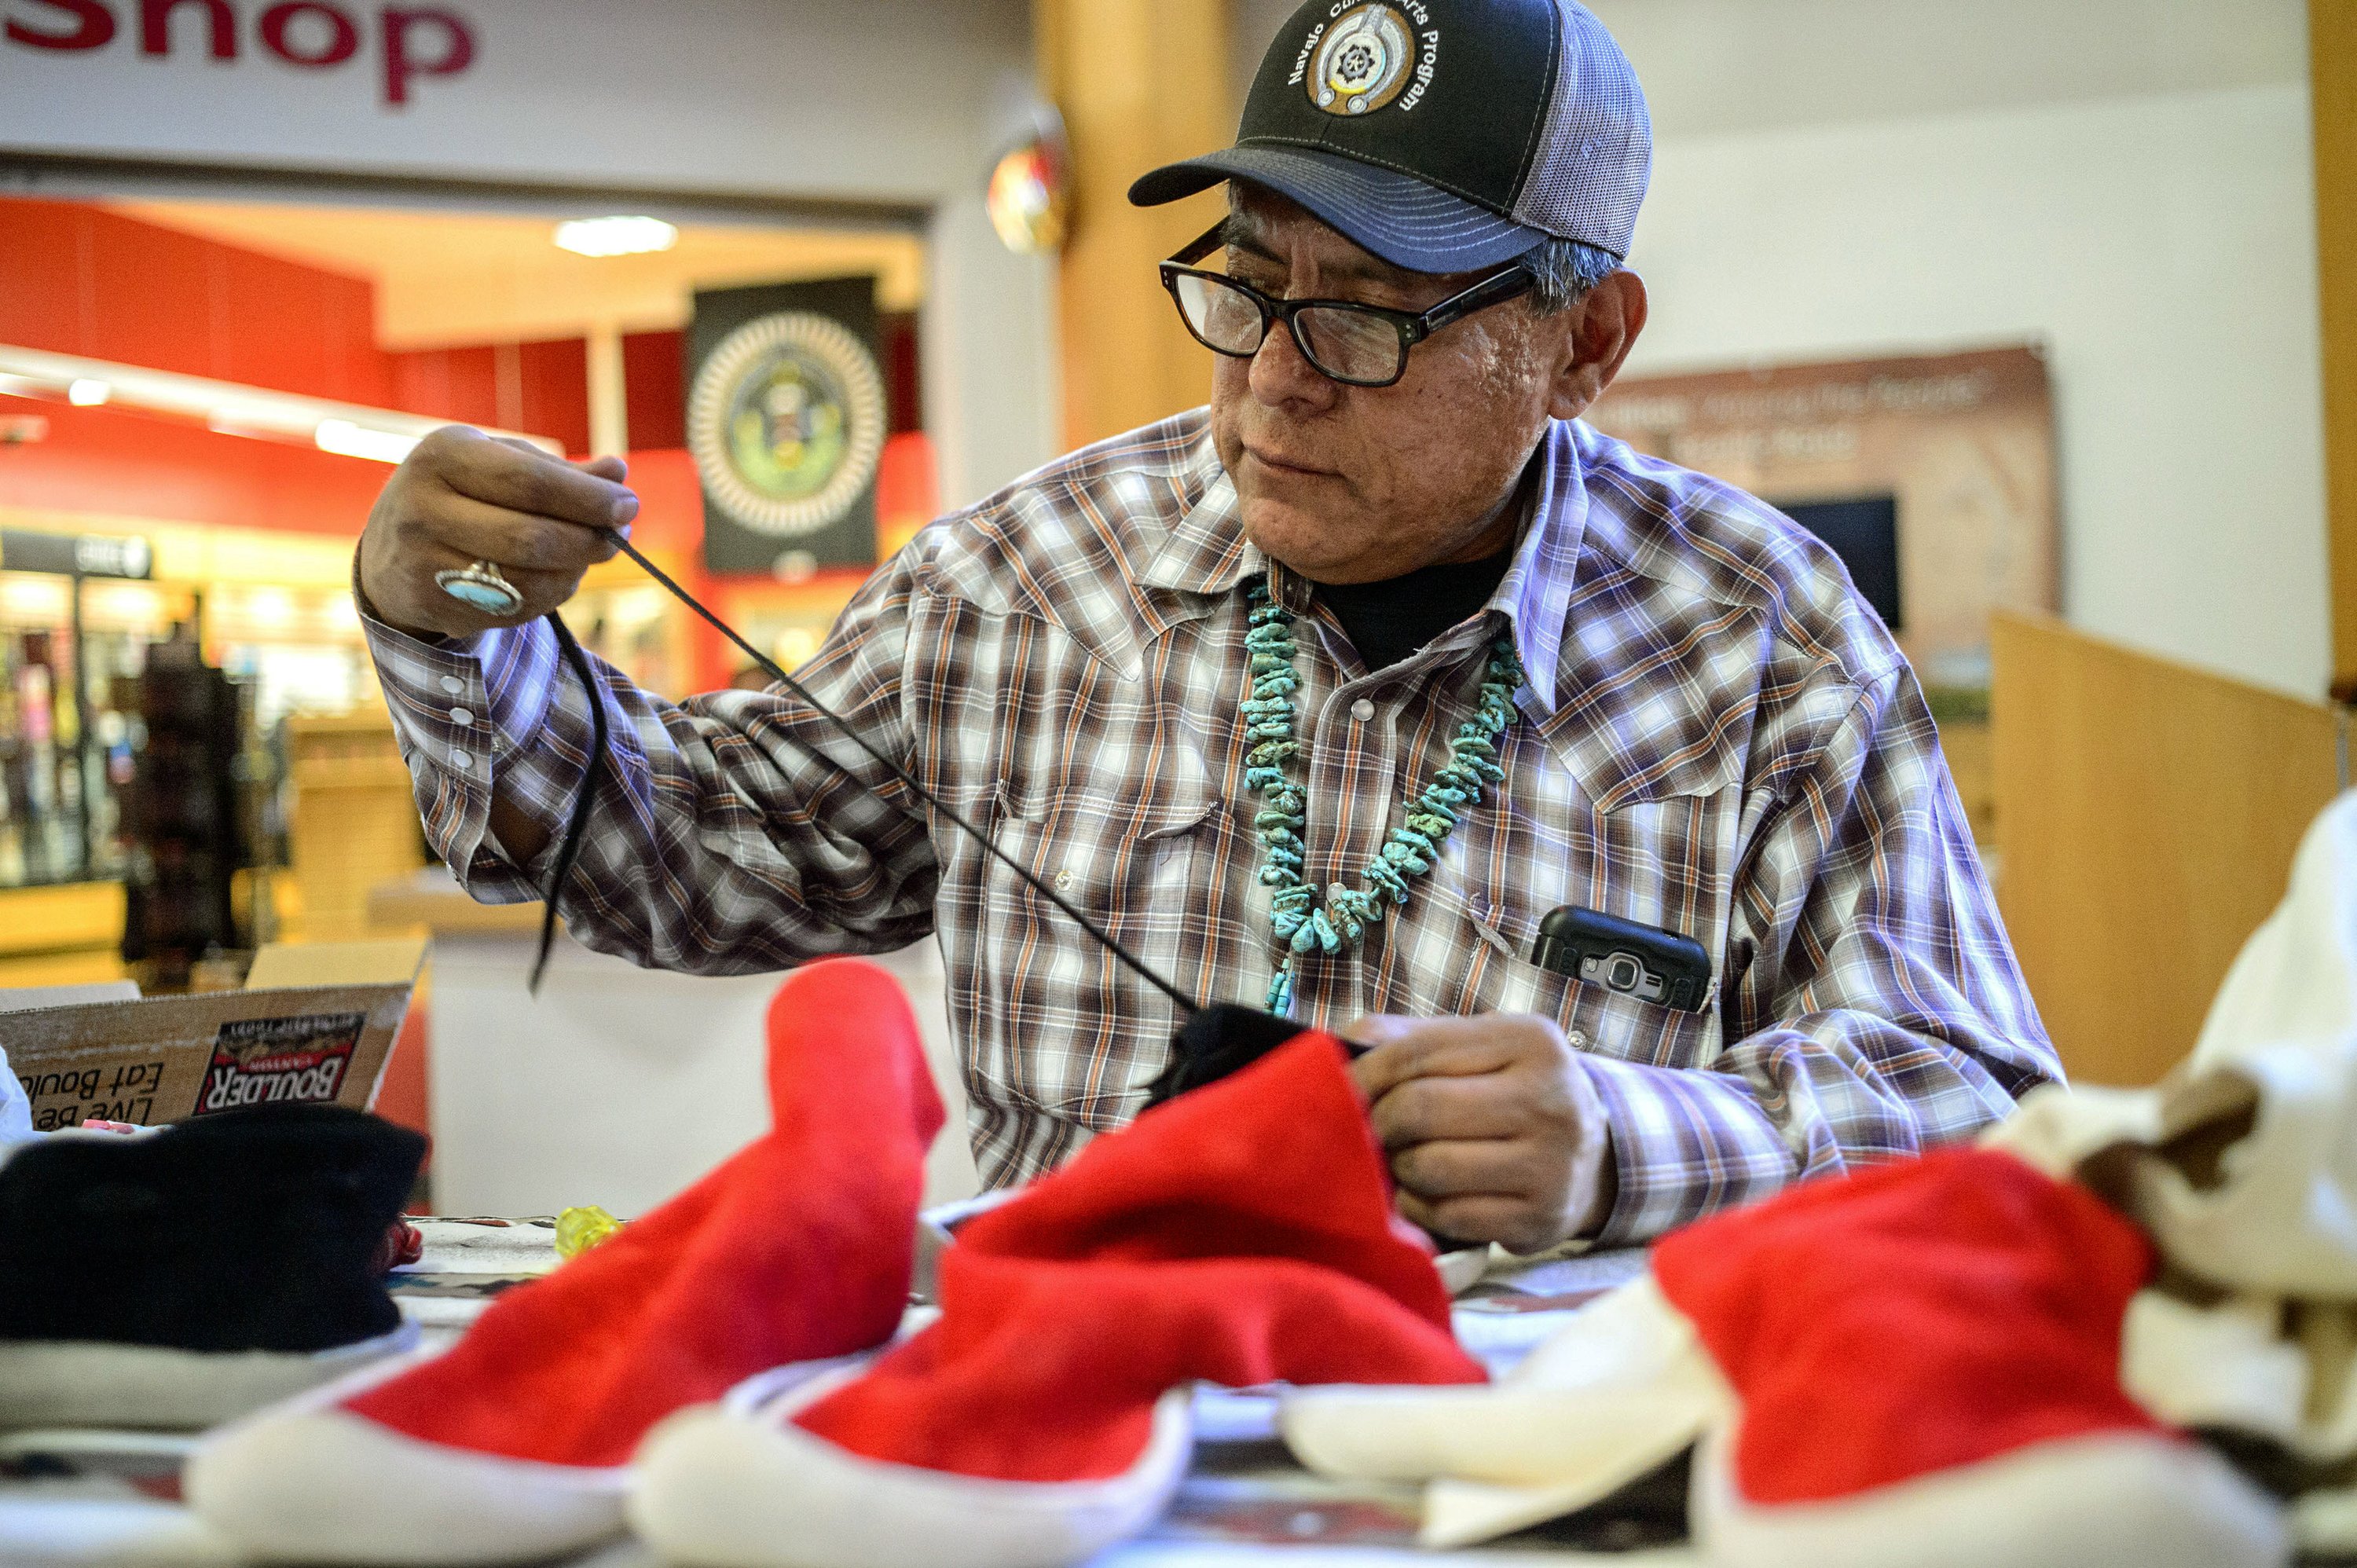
[365,411,2060,1242]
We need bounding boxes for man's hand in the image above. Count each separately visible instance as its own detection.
[356,427,639,640]
[1346,1014,1616,1253]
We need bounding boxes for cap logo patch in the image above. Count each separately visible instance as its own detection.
[1306,3,1418,116]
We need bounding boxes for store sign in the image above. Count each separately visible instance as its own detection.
[0,0,475,105]
[0,528,154,579]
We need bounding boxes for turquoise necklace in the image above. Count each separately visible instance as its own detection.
[1243,577,1524,1017]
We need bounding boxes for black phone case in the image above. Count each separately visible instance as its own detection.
[1530,906,1713,1013]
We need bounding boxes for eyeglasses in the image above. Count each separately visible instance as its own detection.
[1158,221,1536,389]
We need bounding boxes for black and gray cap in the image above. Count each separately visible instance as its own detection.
[1130,0,1651,274]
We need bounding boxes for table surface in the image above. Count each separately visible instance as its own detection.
[0,1222,1688,1567]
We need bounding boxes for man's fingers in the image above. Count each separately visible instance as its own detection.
[502,440,629,488]
[1391,1138,1530,1200]
[1367,1072,1523,1150]
[440,429,638,529]
[1395,1190,1536,1250]
[423,493,625,575]
[1348,1015,1534,1101]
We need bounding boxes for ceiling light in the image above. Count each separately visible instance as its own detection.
[314,419,421,464]
[553,215,679,258]
[67,379,110,406]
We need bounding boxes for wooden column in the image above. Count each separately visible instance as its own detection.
[2316,1,2357,691]
[585,321,629,460]
[1036,0,1233,450]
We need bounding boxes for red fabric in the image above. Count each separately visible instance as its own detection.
[794,1034,1486,1482]
[1653,1147,2161,1504]
[346,959,943,1467]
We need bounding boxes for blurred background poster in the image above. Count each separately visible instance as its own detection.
[687,276,888,577]
[1587,344,2060,706]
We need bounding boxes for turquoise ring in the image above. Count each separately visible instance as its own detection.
[434,560,523,616]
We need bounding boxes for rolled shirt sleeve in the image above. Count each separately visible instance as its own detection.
[1588,666,2059,1245]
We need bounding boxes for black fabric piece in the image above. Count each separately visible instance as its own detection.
[1145,1004,1310,1106]
[1313,544,1515,674]
[1508,1447,1693,1552]
[0,1105,426,1353]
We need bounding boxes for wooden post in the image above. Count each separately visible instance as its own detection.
[586,321,629,460]
[2315,2,2357,694]
[1036,0,1233,451]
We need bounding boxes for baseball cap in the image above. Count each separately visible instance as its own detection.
[1129,0,1651,274]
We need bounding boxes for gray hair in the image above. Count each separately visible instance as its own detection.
[1521,237,1620,314]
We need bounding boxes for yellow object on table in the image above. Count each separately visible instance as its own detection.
[555,1205,623,1259]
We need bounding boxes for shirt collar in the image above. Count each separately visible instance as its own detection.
[1140,435,1263,597]
[1488,420,1587,715]
[1139,419,1588,713]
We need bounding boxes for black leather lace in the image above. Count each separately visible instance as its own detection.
[529,539,1199,1017]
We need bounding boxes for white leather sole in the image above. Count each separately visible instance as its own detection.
[184,1352,629,1565]
[631,1361,1193,1568]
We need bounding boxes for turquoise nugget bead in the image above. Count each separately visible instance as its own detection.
[1243,599,1519,1001]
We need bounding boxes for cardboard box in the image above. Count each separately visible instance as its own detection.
[1,938,424,1133]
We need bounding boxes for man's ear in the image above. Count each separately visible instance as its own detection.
[1544,269,1649,423]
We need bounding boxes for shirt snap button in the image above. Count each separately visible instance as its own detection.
[1349,698,1376,723]
[1568,1029,1589,1048]
[1053,869,1076,892]
[448,707,475,726]
[449,749,474,770]
[439,675,465,695]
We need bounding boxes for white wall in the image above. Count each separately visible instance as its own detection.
[1230,0,2330,698]
[1625,85,2326,700]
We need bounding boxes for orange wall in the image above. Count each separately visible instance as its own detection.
[0,196,593,452]
[0,196,389,405]
[0,400,390,536]
[0,196,944,690]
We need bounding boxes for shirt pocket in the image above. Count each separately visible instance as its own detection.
[965,771,1223,1122]
[1442,885,1722,1069]
[1435,721,1742,1070]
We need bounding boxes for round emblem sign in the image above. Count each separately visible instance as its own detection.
[1307,3,1414,116]
[687,311,888,539]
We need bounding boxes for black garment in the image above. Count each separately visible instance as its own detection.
[1312,545,1516,673]
[0,1104,424,1352]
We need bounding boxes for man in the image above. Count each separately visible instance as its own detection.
[354,0,2058,1252]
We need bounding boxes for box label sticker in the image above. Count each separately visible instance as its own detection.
[199,1013,368,1114]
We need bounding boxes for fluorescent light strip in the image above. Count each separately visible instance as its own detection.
[314,419,421,465]
[553,215,678,258]
[0,343,563,461]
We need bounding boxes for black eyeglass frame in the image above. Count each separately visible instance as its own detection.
[1157,220,1538,389]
